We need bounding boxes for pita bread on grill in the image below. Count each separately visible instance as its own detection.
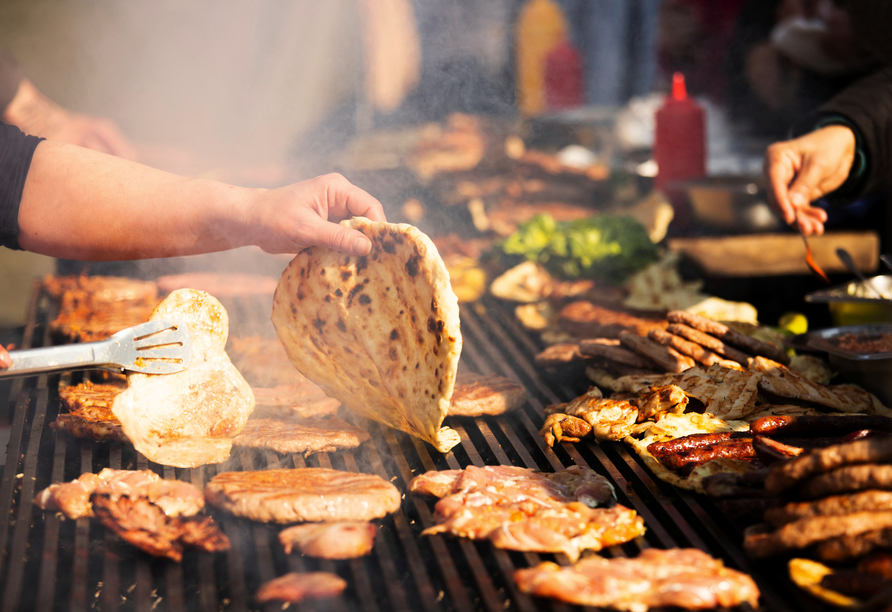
[112,289,255,467]
[272,217,462,452]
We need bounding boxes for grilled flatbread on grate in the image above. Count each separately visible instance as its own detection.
[112,289,255,468]
[205,468,401,524]
[272,218,462,453]
[448,372,527,417]
[233,416,370,456]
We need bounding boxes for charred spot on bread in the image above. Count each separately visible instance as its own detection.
[390,329,400,341]
[346,284,364,307]
[340,271,351,282]
[406,255,421,277]
[358,295,371,306]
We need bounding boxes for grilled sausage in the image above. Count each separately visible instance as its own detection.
[656,438,756,474]
[667,311,790,365]
[752,435,804,465]
[647,328,731,367]
[750,415,892,437]
[820,571,888,600]
[665,323,752,365]
[647,432,736,457]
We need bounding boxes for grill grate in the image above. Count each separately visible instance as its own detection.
[0,285,817,612]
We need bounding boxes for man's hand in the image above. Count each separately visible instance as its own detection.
[3,79,137,160]
[245,173,387,256]
[0,345,12,369]
[763,124,856,235]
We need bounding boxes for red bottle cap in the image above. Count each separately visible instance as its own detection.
[671,72,687,101]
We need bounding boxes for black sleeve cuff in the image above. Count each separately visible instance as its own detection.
[0,121,44,250]
[811,114,869,201]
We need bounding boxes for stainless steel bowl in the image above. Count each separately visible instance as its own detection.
[788,323,892,405]
[805,275,892,326]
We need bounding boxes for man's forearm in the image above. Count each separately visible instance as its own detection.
[17,140,258,260]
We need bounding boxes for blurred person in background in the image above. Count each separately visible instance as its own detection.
[761,0,892,236]
[0,50,136,159]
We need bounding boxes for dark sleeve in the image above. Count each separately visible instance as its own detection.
[0,50,23,113]
[816,68,892,199]
[0,121,44,250]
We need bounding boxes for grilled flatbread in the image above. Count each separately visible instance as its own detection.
[112,289,255,468]
[272,218,462,452]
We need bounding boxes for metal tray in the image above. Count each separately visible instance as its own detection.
[805,275,892,304]
[787,323,892,361]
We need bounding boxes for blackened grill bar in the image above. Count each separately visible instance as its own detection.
[0,286,814,612]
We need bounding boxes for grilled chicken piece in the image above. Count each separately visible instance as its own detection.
[614,364,761,421]
[254,572,347,604]
[553,388,639,441]
[279,522,377,558]
[749,356,873,413]
[34,469,205,520]
[411,465,634,562]
[91,493,229,561]
[636,385,688,422]
[35,468,223,561]
[515,548,760,610]
[540,414,592,446]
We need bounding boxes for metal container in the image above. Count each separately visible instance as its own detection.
[788,323,892,406]
[672,176,782,232]
[805,275,892,326]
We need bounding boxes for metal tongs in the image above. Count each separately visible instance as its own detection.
[0,319,192,378]
[796,211,830,284]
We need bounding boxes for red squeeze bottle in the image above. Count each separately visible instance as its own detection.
[545,39,583,110]
[655,73,705,224]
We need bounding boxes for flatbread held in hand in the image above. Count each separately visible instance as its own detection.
[272,217,462,452]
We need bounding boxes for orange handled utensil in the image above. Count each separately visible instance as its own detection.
[796,212,830,284]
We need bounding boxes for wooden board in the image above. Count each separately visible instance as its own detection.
[667,231,879,277]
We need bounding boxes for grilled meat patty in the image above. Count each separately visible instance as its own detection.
[249,384,340,420]
[233,417,369,456]
[278,522,377,558]
[205,468,401,524]
[515,547,760,610]
[448,372,527,417]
